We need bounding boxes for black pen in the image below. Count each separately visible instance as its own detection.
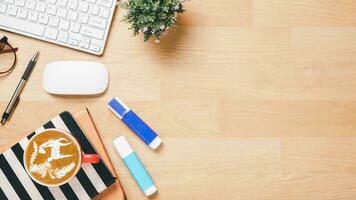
[1,51,39,125]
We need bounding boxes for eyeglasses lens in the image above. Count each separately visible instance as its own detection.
[0,42,16,73]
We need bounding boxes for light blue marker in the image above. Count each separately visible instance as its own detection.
[113,136,157,196]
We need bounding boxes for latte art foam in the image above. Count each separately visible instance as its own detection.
[25,130,81,186]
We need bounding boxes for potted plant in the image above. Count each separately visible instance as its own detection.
[121,0,185,43]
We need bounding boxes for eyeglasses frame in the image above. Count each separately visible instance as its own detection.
[0,36,18,75]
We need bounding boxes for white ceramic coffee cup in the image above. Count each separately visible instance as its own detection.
[24,128,100,187]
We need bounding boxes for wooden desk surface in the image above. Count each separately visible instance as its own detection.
[2,1,356,199]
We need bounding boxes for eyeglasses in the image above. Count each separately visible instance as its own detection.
[0,36,18,75]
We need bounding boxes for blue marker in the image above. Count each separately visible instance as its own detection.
[108,97,162,150]
[113,136,157,196]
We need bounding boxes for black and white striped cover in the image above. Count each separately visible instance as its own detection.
[0,111,116,200]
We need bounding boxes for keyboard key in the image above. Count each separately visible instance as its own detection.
[70,22,80,32]
[79,41,89,48]
[67,0,77,9]
[79,1,89,13]
[59,18,69,29]
[67,10,77,21]
[58,30,68,42]
[46,4,56,15]
[47,0,56,4]
[25,0,36,9]
[35,2,46,12]
[57,0,66,6]
[57,7,66,18]
[28,10,38,21]
[89,44,100,52]
[6,5,17,15]
[49,16,59,26]
[80,36,90,44]
[97,0,111,7]
[78,13,88,23]
[81,26,104,39]
[44,27,58,39]
[38,13,49,24]
[0,14,45,36]
[79,1,88,12]
[17,7,28,18]
[69,32,80,40]
[0,4,7,13]
[14,0,25,6]
[68,38,78,46]
[99,6,109,18]
[88,16,106,29]
[88,4,98,15]
[4,0,14,4]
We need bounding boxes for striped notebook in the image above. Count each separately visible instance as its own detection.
[0,111,116,200]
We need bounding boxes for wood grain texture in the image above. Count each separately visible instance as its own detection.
[1,0,356,199]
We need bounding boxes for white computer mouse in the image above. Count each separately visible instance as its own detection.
[43,61,109,95]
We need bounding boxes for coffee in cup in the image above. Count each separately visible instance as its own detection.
[24,129,99,187]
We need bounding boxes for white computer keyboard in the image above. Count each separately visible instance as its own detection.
[0,0,116,55]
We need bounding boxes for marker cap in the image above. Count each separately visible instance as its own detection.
[107,97,130,119]
[144,185,157,196]
[149,137,162,150]
[113,136,133,158]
